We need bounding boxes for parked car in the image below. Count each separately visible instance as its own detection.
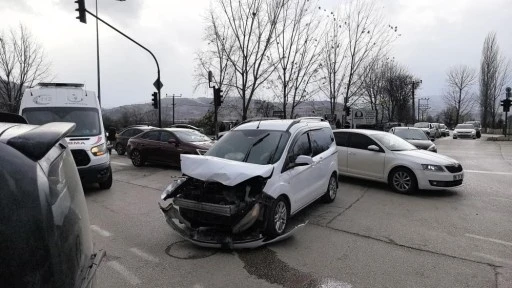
[127,128,215,167]
[453,124,477,139]
[170,124,204,134]
[0,116,104,288]
[159,118,338,248]
[464,121,481,138]
[333,129,463,194]
[439,124,450,136]
[389,127,437,152]
[115,125,155,155]
[413,122,437,139]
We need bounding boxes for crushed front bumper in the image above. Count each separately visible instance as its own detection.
[159,201,306,249]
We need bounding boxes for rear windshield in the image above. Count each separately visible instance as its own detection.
[22,107,100,137]
[456,124,474,129]
[171,130,211,142]
[394,129,428,140]
[413,122,429,128]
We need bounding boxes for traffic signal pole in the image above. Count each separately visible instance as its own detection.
[83,9,162,127]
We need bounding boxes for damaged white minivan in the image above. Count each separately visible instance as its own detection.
[159,118,338,248]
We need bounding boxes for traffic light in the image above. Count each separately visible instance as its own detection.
[151,92,158,109]
[214,87,223,107]
[75,0,86,24]
[345,106,351,117]
[501,99,511,113]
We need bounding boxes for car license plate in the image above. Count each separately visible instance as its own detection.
[453,174,463,181]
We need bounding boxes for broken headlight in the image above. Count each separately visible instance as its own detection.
[161,177,188,200]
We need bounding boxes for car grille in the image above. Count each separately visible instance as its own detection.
[71,149,91,167]
[445,164,463,173]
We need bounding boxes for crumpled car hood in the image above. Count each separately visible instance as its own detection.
[180,154,274,186]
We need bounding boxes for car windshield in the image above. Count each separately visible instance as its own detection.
[172,130,211,142]
[22,107,100,137]
[413,122,429,128]
[456,124,474,129]
[394,129,429,140]
[205,130,289,165]
[372,133,417,151]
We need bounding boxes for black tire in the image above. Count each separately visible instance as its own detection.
[265,196,289,237]
[389,168,418,194]
[131,149,145,167]
[99,168,113,189]
[476,131,481,138]
[322,174,338,203]
[115,143,126,156]
[453,136,457,139]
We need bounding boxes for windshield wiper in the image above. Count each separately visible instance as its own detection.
[243,133,270,162]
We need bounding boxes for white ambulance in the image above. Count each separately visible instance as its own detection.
[19,83,112,189]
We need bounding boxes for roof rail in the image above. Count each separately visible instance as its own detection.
[286,117,326,132]
[38,83,84,88]
[296,117,325,122]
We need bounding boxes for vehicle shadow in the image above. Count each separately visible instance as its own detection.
[339,175,460,198]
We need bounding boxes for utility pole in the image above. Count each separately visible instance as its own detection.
[95,0,101,105]
[167,93,182,125]
[409,79,422,123]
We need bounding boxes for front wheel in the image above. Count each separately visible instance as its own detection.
[131,149,145,167]
[99,168,113,189]
[322,174,338,203]
[265,196,288,237]
[389,168,417,194]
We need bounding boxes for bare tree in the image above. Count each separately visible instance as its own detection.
[0,24,51,113]
[269,0,323,119]
[444,65,476,125]
[380,62,417,123]
[479,32,511,128]
[320,0,396,117]
[208,0,285,120]
[360,56,388,123]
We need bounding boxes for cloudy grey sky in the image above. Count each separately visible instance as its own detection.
[0,0,511,110]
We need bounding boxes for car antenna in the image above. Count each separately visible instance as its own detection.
[257,120,261,129]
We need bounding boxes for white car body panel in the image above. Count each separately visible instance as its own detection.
[333,129,463,191]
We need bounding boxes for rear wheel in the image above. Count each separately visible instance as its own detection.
[265,196,288,237]
[322,174,338,203]
[476,131,481,138]
[389,168,417,194]
[115,143,126,155]
[131,149,145,167]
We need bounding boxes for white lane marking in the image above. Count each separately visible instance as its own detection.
[466,234,512,247]
[464,170,512,175]
[111,161,130,166]
[90,225,112,237]
[489,196,512,203]
[107,261,141,286]
[129,247,160,263]
[473,253,512,266]
[318,278,352,288]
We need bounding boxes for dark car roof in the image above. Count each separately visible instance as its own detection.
[122,126,155,132]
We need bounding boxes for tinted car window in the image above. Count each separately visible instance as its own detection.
[310,128,333,156]
[160,131,176,142]
[334,131,348,147]
[349,133,380,150]
[142,131,160,141]
[121,128,135,137]
[290,133,311,162]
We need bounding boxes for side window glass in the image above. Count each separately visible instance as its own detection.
[160,132,176,142]
[142,131,160,141]
[289,133,311,163]
[334,132,348,147]
[310,128,333,156]
[349,133,379,150]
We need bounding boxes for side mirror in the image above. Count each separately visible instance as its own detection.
[295,155,314,166]
[367,145,380,152]
[430,137,436,142]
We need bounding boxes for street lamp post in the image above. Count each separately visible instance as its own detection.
[95,0,126,106]
[408,79,422,123]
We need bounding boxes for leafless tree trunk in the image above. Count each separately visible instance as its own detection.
[0,24,51,113]
[269,0,323,119]
[444,65,476,125]
[479,32,511,129]
[361,56,388,123]
[208,0,285,121]
[319,0,396,117]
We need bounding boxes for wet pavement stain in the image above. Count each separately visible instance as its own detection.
[237,247,352,288]
[165,240,217,260]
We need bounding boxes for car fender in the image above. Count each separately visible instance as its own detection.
[383,158,421,183]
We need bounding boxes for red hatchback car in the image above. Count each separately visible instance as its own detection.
[126,128,214,167]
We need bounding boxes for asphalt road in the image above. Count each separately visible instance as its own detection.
[86,135,512,288]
